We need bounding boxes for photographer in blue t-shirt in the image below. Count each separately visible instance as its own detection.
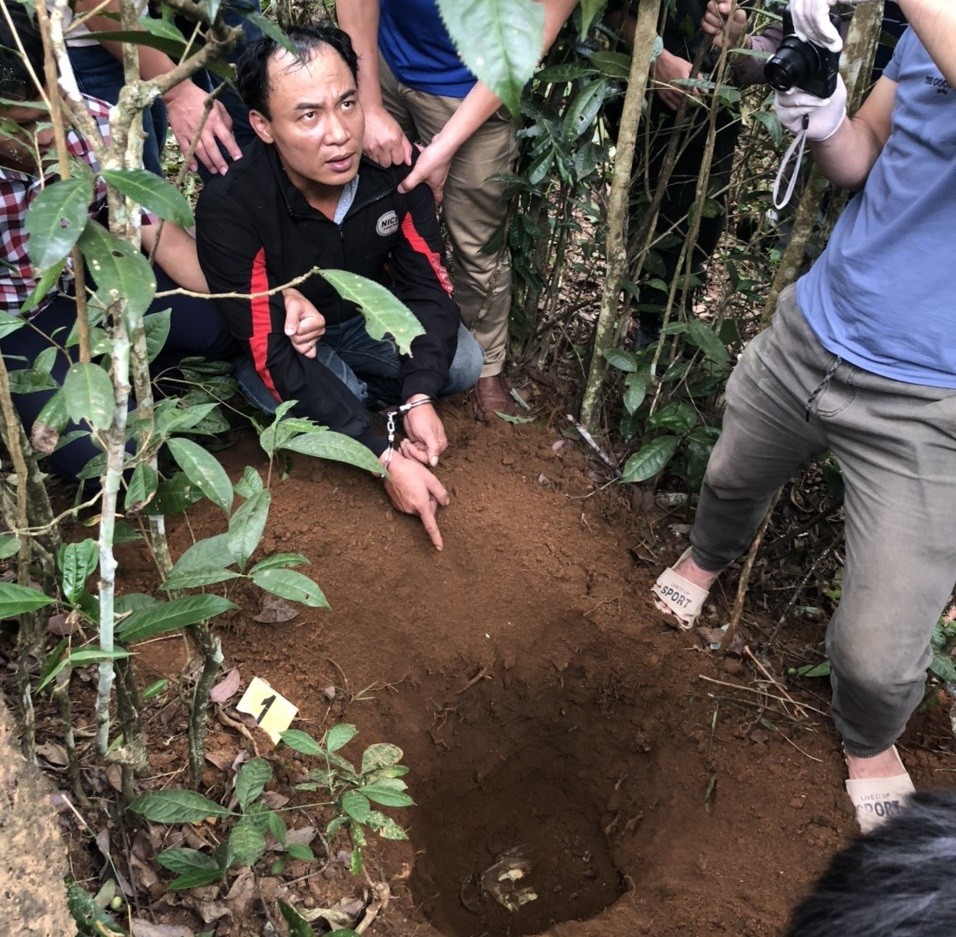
[650,0,956,834]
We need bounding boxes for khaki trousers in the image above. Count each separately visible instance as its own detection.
[691,285,956,757]
[379,57,517,377]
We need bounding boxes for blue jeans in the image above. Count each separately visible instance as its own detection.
[69,44,168,176]
[235,319,483,415]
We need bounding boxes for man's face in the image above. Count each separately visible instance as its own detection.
[250,46,364,201]
[0,102,54,173]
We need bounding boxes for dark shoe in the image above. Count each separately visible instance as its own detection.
[472,374,517,421]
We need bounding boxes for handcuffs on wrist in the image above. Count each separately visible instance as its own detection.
[381,397,434,470]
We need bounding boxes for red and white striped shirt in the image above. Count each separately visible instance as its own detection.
[0,95,111,317]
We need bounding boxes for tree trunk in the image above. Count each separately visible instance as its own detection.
[0,697,73,934]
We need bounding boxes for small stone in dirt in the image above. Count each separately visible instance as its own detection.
[790,796,806,810]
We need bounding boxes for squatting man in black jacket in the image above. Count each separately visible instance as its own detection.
[196,26,482,550]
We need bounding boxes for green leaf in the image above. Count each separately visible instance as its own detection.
[285,843,315,862]
[358,784,414,808]
[166,437,233,513]
[161,567,242,592]
[150,472,205,515]
[794,661,831,678]
[562,78,609,143]
[360,743,403,775]
[0,310,26,339]
[129,789,234,823]
[647,401,698,435]
[19,257,66,316]
[249,552,309,574]
[235,757,273,811]
[685,319,729,367]
[63,361,114,431]
[623,370,649,415]
[234,466,265,499]
[280,728,323,756]
[320,271,424,356]
[245,11,297,54]
[251,568,329,609]
[25,175,93,271]
[167,867,225,890]
[101,169,194,226]
[436,0,545,115]
[141,677,169,700]
[78,219,156,320]
[144,309,171,364]
[36,647,131,693]
[267,811,287,846]
[227,489,271,570]
[125,462,158,513]
[603,347,638,373]
[0,581,53,618]
[588,50,632,80]
[620,436,681,483]
[326,723,358,754]
[279,429,386,476]
[59,539,98,605]
[0,534,20,561]
[117,594,238,643]
[341,790,371,823]
[366,810,409,841]
[156,848,220,875]
[170,532,235,573]
[279,901,317,937]
[226,820,267,869]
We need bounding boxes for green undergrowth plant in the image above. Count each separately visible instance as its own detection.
[127,724,412,894]
[282,722,413,876]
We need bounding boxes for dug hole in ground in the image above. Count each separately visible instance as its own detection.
[123,399,954,937]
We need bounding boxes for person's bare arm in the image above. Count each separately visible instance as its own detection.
[397,0,579,201]
[898,0,956,86]
[141,221,208,292]
[73,0,241,174]
[809,75,895,190]
[335,0,413,166]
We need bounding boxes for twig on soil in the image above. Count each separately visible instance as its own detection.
[719,488,782,655]
[565,415,621,477]
[742,645,810,719]
[698,674,829,717]
[454,666,491,696]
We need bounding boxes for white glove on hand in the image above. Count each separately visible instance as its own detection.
[775,74,847,141]
[789,0,875,52]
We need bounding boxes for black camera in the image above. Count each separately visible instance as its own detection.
[764,6,841,98]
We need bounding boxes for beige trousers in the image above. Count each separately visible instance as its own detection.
[378,57,517,378]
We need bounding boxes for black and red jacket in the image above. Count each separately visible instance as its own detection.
[196,138,460,452]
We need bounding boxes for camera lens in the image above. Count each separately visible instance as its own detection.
[765,37,822,92]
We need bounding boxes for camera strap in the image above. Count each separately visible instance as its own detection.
[772,114,810,210]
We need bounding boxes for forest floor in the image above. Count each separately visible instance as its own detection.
[14,383,956,937]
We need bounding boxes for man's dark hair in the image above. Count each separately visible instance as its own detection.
[786,790,956,937]
[0,2,45,99]
[235,25,359,118]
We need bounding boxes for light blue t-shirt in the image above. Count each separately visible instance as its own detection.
[379,0,477,99]
[796,29,956,387]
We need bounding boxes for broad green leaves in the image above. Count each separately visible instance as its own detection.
[436,0,545,115]
[101,169,194,227]
[0,581,53,618]
[63,362,114,430]
[25,176,93,271]
[130,790,234,823]
[78,220,156,320]
[320,270,424,355]
[167,437,233,513]
[117,594,238,643]
[277,431,384,477]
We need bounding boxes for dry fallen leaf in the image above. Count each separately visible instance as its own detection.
[210,668,241,704]
[253,596,298,624]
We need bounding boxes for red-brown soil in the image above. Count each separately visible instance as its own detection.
[33,393,956,936]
